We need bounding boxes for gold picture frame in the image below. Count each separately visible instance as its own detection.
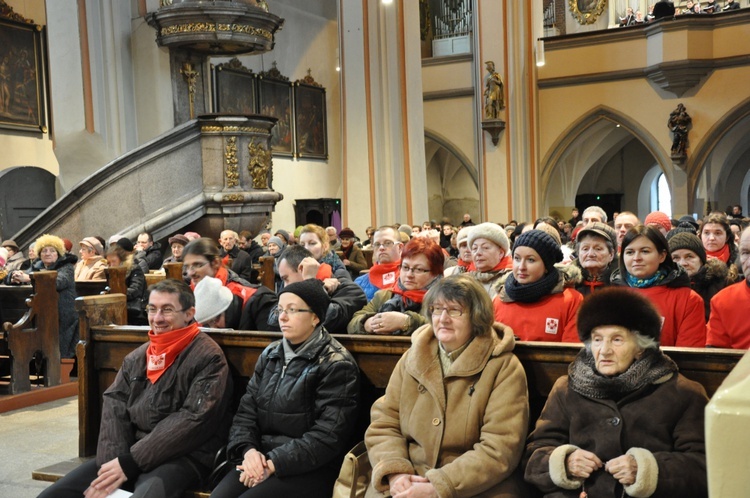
[568,0,607,25]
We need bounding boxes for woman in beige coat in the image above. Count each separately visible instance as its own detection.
[74,236,107,280]
[365,274,529,498]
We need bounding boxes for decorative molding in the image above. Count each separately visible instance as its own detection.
[202,125,268,133]
[159,23,272,41]
[295,68,322,87]
[568,0,606,25]
[222,193,244,202]
[247,140,272,189]
[215,57,253,73]
[423,88,474,101]
[180,62,199,119]
[224,137,239,188]
[258,61,288,81]
[0,0,35,24]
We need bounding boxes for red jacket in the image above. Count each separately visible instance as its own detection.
[631,285,706,347]
[492,288,583,343]
[707,280,750,349]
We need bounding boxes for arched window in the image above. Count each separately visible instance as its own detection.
[656,173,672,218]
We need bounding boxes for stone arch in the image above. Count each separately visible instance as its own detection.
[540,105,672,217]
[688,96,750,214]
[424,128,479,223]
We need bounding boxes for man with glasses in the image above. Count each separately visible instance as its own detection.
[39,279,232,498]
[355,226,404,300]
[275,245,366,334]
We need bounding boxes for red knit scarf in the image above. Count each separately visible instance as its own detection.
[706,244,730,263]
[457,258,472,269]
[468,256,511,273]
[146,322,200,384]
[368,261,401,288]
[390,279,429,304]
[316,263,333,280]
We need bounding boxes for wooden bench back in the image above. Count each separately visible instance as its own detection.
[1,272,61,394]
[74,293,743,458]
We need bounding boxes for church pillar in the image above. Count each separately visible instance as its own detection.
[670,163,690,217]
[340,0,428,228]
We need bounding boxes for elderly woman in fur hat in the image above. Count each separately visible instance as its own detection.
[11,234,80,358]
[669,231,737,321]
[524,287,708,498]
[493,230,583,342]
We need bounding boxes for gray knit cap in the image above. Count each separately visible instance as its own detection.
[668,232,707,265]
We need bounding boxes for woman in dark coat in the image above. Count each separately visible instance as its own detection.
[11,234,79,358]
[339,227,368,279]
[210,279,360,498]
[105,238,148,325]
[525,288,708,498]
[572,222,617,296]
[668,231,737,321]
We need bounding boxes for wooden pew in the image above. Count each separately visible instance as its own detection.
[162,262,184,281]
[1,272,61,394]
[35,294,744,497]
[258,255,275,291]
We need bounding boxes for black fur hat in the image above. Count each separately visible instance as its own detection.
[577,287,662,343]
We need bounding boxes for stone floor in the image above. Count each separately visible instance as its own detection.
[0,396,78,497]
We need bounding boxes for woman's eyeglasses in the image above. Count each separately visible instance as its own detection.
[428,306,464,317]
[400,265,431,275]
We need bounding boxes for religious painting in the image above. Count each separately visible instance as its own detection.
[212,58,257,115]
[294,75,327,160]
[258,76,294,157]
[568,0,607,25]
[0,18,47,133]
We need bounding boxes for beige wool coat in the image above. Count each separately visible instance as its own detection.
[365,322,530,497]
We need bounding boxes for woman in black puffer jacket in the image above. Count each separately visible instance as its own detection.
[211,279,360,498]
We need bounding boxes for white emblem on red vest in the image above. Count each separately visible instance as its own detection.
[545,318,559,335]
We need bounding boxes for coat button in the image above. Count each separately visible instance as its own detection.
[417,384,426,393]
[432,418,441,426]
[610,417,621,426]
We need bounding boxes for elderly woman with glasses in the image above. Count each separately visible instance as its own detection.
[210,279,360,498]
[365,274,529,497]
[182,237,278,330]
[347,237,443,335]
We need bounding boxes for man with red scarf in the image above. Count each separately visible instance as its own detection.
[355,226,404,300]
[39,279,231,498]
[276,245,366,334]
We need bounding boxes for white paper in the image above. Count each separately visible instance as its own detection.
[107,490,133,498]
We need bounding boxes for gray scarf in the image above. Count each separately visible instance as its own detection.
[568,348,678,400]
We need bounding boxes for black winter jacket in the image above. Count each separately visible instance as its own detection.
[227,328,360,477]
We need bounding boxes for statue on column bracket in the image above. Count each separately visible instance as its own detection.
[483,60,504,120]
[668,103,692,161]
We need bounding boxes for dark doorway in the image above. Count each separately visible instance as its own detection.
[575,193,622,221]
[0,166,56,240]
[294,198,341,229]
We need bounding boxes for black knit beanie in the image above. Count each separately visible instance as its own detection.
[668,232,707,265]
[513,229,563,272]
[279,279,330,323]
[116,237,134,253]
[577,287,662,343]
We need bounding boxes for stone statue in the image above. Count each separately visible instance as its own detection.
[668,103,692,157]
[483,61,504,120]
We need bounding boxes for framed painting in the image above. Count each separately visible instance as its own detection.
[212,58,257,115]
[294,76,327,160]
[258,76,294,157]
[0,18,47,133]
[568,0,607,25]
